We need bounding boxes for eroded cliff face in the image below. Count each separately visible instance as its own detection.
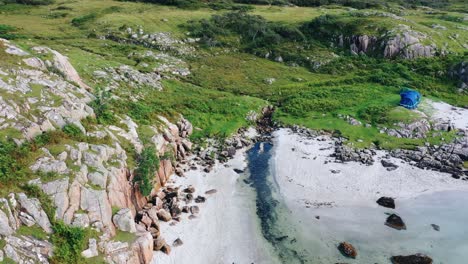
[0,38,194,263]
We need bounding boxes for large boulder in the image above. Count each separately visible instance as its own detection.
[113,208,137,233]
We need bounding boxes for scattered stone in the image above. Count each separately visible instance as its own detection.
[205,189,217,195]
[194,196,206,203]
[385,214,406,230]
[338,242,357,259]
[391,254,433,264]
[188,215,197,220]
[376,197,395,209]
[381,160,399,171]
[157,209,172,222]
[153,237,166,251]
[161,244,171,255]
[172,238,183,247]
[183,186,195,193]
[315,216,320,220]
[190,206,199,215]
[330,169,341,174]
[431,224,440,231]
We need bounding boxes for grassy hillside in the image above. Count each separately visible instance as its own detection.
[0,0,467,149]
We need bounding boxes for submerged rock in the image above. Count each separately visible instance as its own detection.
[376,197,395,209]
[391,254,433,264]
[338,242,357,258]
[431,224,440,231]
[385,214,406,230]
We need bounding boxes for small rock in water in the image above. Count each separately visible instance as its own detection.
[330,169,341,174]
[195,196,206,203]
[233,168,244,174]
[385,214,406,230]
[431,224,440,231]
[315,216,320,220]
[338,242,357,258]
[205,189,217,195]
[376,197,395,209]
[173,238,183,247]
[390,254,433,264]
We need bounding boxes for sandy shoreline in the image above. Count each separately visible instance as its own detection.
[152,149,279,264]
[152,126,468,263]
[269,128,468,263]
[272,128,468,208]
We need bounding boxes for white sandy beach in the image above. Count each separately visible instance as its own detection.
[422,99,468,130]
[271,128,468,208]
[269,128,468,263]
[153,150,280,264]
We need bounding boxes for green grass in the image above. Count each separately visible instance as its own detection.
[16,225,49,240]
[114,230,137,243]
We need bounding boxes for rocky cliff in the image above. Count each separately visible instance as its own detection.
[0,38,195,263]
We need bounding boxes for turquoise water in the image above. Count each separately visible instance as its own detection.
[247,141,468,263]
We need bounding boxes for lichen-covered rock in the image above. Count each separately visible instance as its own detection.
[4,235,53,264]
[80,187,115,235]
[113,208,136,233]
[17,193,52,234]
[81,238,99,258]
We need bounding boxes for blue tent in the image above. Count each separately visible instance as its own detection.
[399,90,421,109]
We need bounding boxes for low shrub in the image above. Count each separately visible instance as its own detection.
[133,146,159,196]
[71,13,97,27]
[50,221,88,264]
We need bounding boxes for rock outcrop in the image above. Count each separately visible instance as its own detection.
[337,25,437,59]
[449,61,468,92]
